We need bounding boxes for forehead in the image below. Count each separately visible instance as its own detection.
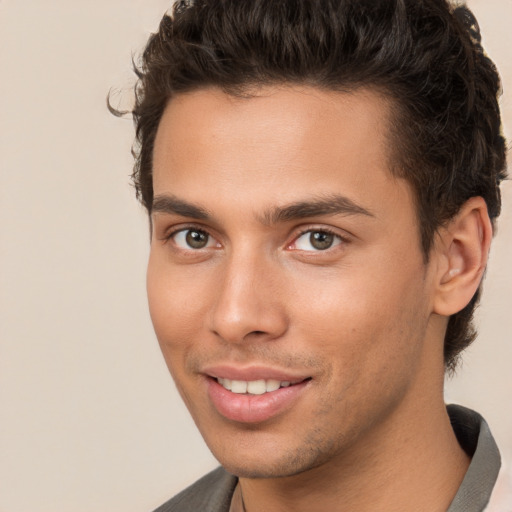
[154,85,393,166]
[152,85,412,225]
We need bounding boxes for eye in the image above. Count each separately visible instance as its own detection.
[172,228,218,249]
[292,230,343,251]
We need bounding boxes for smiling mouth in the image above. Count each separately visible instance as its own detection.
[215,377,310,395]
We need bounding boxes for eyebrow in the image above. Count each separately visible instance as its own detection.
[151,193,374,223]
[261,194,374,225]
[152,195,211,219]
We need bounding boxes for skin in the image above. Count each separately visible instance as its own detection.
[147,86,490,511]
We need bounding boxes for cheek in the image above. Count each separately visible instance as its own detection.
[300,273,429,436]
[292,259,429,371]
[146,254,209,355]
[146,258,210,410]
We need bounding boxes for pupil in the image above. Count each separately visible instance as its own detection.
[310,231,333,250]
[186,230,208,248]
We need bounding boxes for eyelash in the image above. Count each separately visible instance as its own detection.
[161,225,349,253]
[290,227,347,251]
[162,224,217,247]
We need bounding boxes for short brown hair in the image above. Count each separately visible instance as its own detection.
[120,0,507,371]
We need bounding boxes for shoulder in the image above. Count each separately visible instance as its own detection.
[152,467,238,512]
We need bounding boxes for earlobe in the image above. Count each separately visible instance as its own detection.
[433,197,492,316]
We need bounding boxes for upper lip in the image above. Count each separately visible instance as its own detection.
[203,364,311,383]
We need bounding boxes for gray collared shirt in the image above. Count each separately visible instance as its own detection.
[154,404,501,512]
[447,404,501,511]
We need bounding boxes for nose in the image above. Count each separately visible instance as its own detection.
[208,251,288,344]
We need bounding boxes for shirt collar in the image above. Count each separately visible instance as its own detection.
[447,404,501,512]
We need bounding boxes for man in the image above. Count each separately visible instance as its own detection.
[124,0,508,510]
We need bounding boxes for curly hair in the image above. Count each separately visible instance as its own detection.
[122,0,507,371]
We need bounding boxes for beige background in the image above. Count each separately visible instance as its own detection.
[0,1,510,511]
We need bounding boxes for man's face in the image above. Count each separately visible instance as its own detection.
[148,86,441,478]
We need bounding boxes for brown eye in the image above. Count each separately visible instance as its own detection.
[310,231,335,250]
[293,230,342,251]
[185,230,209,248]
[173,229,215,249]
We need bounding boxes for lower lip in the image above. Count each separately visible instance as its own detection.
[206,378,310,423]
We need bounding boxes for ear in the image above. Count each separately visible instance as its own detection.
[432,197,493,316]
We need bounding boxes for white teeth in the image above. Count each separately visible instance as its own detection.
[265,379,281,392]
[217,378,295,394]
[247,380,266,395]
[230,380,248,393]
[218,377,232,390]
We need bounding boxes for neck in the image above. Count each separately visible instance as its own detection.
[239,381,469,512]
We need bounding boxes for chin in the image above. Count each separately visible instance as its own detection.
[219,460,305,480]
[211,440,331,479]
